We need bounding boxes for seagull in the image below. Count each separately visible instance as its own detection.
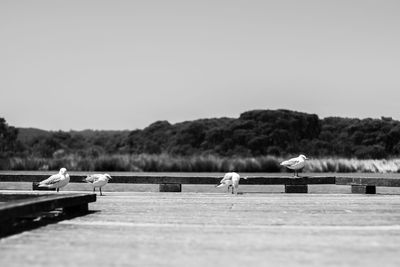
[38,167,70,192]
[216,172,247,195]
[280,154,308,177]
[84,174,112,196]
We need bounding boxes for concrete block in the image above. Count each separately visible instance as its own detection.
[159,184,182,192]
[285,184,308,193]
[351,185,376,194]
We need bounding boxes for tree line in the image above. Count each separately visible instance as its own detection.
[1,109,400,159]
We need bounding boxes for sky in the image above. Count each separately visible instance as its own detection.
[1,0,400,130]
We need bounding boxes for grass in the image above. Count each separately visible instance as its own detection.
[2,154,400,173]
[305,158,400,173]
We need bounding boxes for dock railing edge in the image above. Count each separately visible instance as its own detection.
[1,173,400,193]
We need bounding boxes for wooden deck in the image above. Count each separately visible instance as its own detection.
[1,192,400,267]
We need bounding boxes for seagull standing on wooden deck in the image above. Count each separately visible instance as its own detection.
[216,172,247,195]
[280,154,308,177]
[38,167,70,192]
[84,174,112,196]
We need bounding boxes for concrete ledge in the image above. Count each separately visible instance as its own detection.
[159,184,182,192]
[285,185,308,193]
[351,185,376,194]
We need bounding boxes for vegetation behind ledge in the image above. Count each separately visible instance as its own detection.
[2,109,400,172]
[2,154,400,173]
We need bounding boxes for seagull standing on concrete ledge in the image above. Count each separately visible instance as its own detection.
[280,154,308,177]
[84,174,112,196]
[38,167,70,192]
[216,172,247,195]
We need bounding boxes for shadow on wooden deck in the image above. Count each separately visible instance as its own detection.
[0,192,97,238]
[0,209,98,238]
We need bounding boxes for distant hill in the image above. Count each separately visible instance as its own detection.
[4,109,400,159]
[17,128,51,143]
[17,128,130,142]
[69,129,131,138]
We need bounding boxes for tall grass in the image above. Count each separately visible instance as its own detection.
[2,154,400,173]
[305,158,400,173]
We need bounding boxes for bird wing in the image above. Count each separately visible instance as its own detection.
[281,158,300,167]
[85,174,102,183]
[40,174,63,185]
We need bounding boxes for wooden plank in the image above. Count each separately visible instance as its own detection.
[4,172,400,188]
[243,176,335,185]
[159,184,182,192]
[0,193,42,202]
[0,174,86,183]
[336,177,400,187]
[285,184,308,193]
[0,173,336,185]
[0,193,96,222]
[351,185,377,194]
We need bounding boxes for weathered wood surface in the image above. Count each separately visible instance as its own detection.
[0,172,336,185]
[336,176,400,187]
[351,185,377,194]
[2,172,400,188]
[1,192,400,267]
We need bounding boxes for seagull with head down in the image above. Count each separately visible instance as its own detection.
[84,173,112,196]
[216,172,247,195]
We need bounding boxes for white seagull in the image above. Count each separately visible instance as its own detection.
[216,172,247,195]
[38,167,70,192]
[84,173,112,196]
[280,154,308,177]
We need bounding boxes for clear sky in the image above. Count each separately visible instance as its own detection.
[1,0,399,130]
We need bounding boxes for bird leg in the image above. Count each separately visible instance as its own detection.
[57,188,59,193]
[293,170,301,178]
[100,188,103,196]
